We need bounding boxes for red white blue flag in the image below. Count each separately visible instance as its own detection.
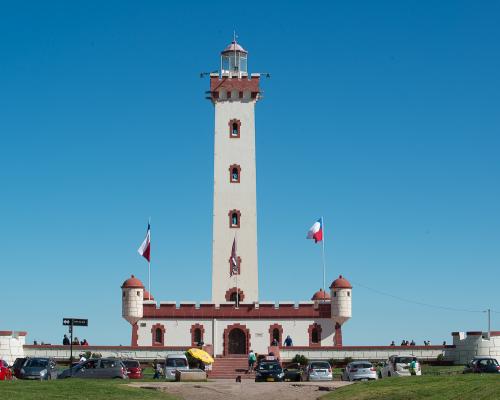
[138,222,151,262]
[306,218,323,243]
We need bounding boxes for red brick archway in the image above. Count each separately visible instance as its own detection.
[223,323,251,356]
[268,323,283,346]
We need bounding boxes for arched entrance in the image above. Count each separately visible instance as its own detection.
[223,324,251,356]
[228,328,246,354]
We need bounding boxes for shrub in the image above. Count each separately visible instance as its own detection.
[291,354,308,366]
[437,354,444,361]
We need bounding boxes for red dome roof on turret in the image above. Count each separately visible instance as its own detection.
[311,288,331,301]
[329,275,352,289]
[121,275,144,289]
[143,289,154,301]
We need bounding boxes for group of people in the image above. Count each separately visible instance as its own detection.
[62,334,88,346]
[390,339,445,346]
[270,335,293,347]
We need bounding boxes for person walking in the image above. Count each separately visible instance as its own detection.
[248,350,256,372]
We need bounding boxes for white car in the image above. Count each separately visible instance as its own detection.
[342,361,378,381]
[380,355,421,378]
[164,354,189,381]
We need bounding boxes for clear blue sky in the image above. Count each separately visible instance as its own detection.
[1,0,499,346]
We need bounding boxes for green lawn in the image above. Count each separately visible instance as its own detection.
[0,379,178,400]
[323,374,500,400]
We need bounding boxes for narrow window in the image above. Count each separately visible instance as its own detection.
[228,119,241,138]
[333,291,337,297]
[194,328,202,344]
[229,164,241,183]
[155,328,162,343]
[311,328,319,344]
[229,210,241,228]
[229,292,241,303]
[272,328,280,342]
[137,291,140,296]
[347,291,350,297]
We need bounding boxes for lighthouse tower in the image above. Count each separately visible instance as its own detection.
[330,275,352,347]
[209,39,261,304]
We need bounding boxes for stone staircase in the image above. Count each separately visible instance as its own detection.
[208,355,255,379]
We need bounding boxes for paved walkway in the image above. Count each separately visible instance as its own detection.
[130,379,352,400]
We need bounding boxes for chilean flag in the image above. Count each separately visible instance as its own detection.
[306,218,323,243]
[138,222,151,262]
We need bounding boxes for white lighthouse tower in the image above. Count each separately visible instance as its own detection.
[209,39,261,304]
[121,275,144,325]
[330,275,352,346]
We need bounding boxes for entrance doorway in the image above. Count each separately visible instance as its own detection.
[228,328,246,354]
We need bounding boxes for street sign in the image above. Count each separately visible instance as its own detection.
[63,318,88,327]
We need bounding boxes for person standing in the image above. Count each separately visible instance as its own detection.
[284,335,293,347]
[63,334,70,345]
[248,350,256,372]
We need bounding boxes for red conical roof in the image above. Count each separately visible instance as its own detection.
[311,288,331,301]
[121,275,144,289]
[330,275,352,289]
[143,289,154,301]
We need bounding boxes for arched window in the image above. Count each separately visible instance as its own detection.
[155,328,162,344]
[311,328,319,344]
[229,292,241,303]
[308,323,322,347]
[229,210,241,228]
[228,119,241,138]
[272,328,280,342]
[229,164,241,183]
[193,328,202,344]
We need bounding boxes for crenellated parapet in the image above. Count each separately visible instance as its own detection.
[208,73,261,102]
[141,301,331,319]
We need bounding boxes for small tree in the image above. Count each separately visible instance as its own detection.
[291,354,308,366]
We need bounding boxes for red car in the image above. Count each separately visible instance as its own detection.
[0,360,12,381]
[123,359,143,379]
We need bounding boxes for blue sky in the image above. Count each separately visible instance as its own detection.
[1,0,499,346]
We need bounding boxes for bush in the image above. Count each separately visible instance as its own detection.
[343,357,353,365]
[437,354,444,361]
[291,354,308,366]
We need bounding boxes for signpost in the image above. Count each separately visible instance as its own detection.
[63,318,88,372]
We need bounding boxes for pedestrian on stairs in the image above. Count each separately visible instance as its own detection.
[248,350,256,372]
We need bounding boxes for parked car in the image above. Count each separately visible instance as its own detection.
[0,360,12,381]
[283,362,303,382]
[302,361,333,381]
[341,361,378,381]
[164,354,189,381]
[58,358,128,379]
[463,357,500,374]
[123,359,143,379]
[380,355,421,378]
[255,360,285,382]
[12,357,27,379]
[18,357,58,380]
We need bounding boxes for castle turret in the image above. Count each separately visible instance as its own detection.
[121,275,144,325]
[330,275,352,347]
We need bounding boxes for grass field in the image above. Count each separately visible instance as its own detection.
[0,379,178,400]
[323,374,500,400]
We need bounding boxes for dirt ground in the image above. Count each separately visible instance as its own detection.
[131,380,352,400]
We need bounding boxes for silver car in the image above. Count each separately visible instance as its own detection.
[164,354,189,381]
[19,357,58,380]
[58,358,128,379]
[302,361,333,381]
[342,361,378,381]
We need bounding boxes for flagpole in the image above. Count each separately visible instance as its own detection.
[321,216,326,293]
[148,217,151,301]
[235,232,239,308]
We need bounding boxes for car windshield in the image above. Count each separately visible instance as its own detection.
[395,357,416,364]
[123,360,140,368]
[166,358,187,367]
[259,362,281,371]
[25,359,48,368]
[353,363,372,369]
[310,362,330,369]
